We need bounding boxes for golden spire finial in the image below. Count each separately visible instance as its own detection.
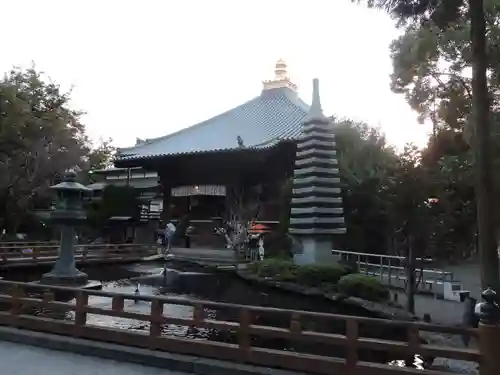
[262,59,297,92]
[274,59,288,81]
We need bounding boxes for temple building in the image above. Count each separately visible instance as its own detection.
[114,60,345,255]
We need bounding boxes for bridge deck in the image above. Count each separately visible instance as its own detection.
[1,340,188,375]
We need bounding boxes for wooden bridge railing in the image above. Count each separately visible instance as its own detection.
[0,240,59,248]
[0,243,157,265]
[0,279,490,375]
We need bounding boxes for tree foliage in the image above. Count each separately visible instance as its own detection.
[0,65,118,235]
[0,66,91,233]
[87,185,141,229]
[388,1,500,142]
[328,117,478,262]
[88,138,116,171]
[83,138,116,184]
[335,120,398,254]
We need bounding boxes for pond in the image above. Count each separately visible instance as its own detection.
[0,260,423,368]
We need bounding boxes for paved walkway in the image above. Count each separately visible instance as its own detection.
[393,262,483,325]
[0,341,188,375]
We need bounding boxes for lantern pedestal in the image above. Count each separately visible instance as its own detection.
[41,224,88,286]
[41,271,89,286]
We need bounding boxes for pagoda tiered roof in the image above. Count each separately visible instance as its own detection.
[116,61,311,162]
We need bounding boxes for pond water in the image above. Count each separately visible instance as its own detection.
[0,261,424,369]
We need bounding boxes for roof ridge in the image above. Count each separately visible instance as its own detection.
[277,86,310,113]
[251,89,310,147]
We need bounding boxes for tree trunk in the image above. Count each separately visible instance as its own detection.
[406,235,416,314]
[470,0,500,291]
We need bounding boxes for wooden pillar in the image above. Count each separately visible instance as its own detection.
[158,173,171,223]
[479,288,500,375]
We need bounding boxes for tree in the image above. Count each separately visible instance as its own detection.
[427,153,477,260]
[334,120,399,255]
[354,0,499,290]
[386,145,432,313]
[81,138,116,184]
[87,138,116,172]
[0,66,90,234]
[87,185,141,229]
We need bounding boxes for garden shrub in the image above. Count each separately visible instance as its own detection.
[249,258,297,278]
[248,259,349,287]
[337,273,389,302]
[294,264,349,287]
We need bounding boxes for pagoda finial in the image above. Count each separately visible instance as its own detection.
[304,78,327,122]
[274,59,288,81]
[262,59,297,92]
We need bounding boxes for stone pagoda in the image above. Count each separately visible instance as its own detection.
[289,79,346,265]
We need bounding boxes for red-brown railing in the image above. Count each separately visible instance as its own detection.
[0,280,488,375]
[0,243,157,267]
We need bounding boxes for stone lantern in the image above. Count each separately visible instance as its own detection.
[41,170,90,286]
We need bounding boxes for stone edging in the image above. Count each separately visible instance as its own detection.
[0,326,309,375]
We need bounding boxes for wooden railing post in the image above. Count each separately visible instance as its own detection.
[9,284,25,316]
[289,312,302,357]
[238,308,251,351]
[405,324,420,367]
[112,295,124,311]
[42,290,54,306]
[290,312,301,335]
[149,299,164,342]
[345,319,358,370]
[479,288,500,375]
[75,291,88,326]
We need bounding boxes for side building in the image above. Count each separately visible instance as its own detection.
[87,167,162,221]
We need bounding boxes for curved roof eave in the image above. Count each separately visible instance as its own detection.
[115,138,298,165]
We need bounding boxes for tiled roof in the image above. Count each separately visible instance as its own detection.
[116,87,310,161]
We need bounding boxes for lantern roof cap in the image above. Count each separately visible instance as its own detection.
[50,170,90,192]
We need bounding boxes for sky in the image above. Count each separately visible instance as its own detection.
[1,0,432,150]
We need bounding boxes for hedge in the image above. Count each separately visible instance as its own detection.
[337,273,390,302]
[247,259,349,287]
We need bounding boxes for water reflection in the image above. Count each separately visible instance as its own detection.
[389,357,424,370]
[64,278,209,337]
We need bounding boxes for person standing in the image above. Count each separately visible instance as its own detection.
[164,222,176,254]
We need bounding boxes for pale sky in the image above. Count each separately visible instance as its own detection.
[1,0,431,150]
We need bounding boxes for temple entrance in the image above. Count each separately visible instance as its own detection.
[170,185,226,249]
